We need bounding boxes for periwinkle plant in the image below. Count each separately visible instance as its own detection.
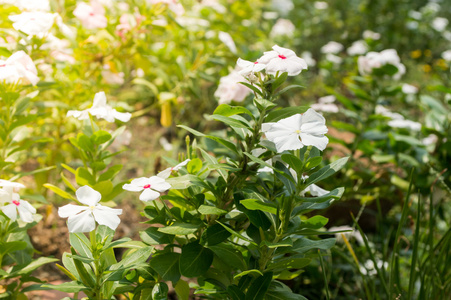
[121,45,349,299]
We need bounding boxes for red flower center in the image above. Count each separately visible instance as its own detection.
[12,200,20,206]
[89,12,95,16]
[278,55,287,59]
[0,64,5,67]
[143,184,151,189]
[254,61,258,64]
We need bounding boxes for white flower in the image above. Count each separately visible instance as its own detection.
[0,180,36,223]
[325,53,343,64]
[73,2,107,29]
[67,92,131,122]
[214,69,252,104]
[123,176,171,202]
[362,30,380,40]
[441,50,451,61]
[358,49,405,79]
[270,18,295,37]
[431,17,448,32]
[101,66,125,85]
[0,51,39,85]
[16,0,50,11]
[157,159,191,179]
[328,225,364,245]
[264,108,329,152]
[218,31,237,55]
[321,41,344,54]
[314,1,328,9]
[9,12,56,36]
[422,134,438,146]
[402,83,418,94]
[258,45,308,76]
[58,186,122,232]
[311,95,339,113]
[301,51,316,67]
[360,259,388,276]
[347,40,368,56]
[236,58,266,77]
[388,119,422,131]
[271,0,293,16]
[300,175,329,197]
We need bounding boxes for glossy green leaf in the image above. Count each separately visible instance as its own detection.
[240,199,277,215]
[180,242,214,277]
[213,104,253,117]
[210,244,246,270]
[245,272,273,300]
[158,222,200,235]
[306,157,349,186]
[202,223,231,246]
[175,280,190,300]
[43,184,76,200]
[267,258,311,272]
[149,252,181,282]
[198,205,227,215]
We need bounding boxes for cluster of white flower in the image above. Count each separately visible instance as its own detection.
[0,51,39,85]
[358,49,406,80]
[376,105,422,131]
[215,45,308,104]
[311,95,339,113]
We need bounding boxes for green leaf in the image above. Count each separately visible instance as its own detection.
[165,175,192,189]
[280,238,336,254]
[274,84,304,98]
[267,258,311,272]
[239,81,264,97]
[243,152,275,171]
[93,181,113,198]
[92,130,112,144]
[253,98,277,111]
[213,104,253,117]
[305,157,349,186]
[202,223,231,246]
[210,244,246,270]
[15,257,58,275]
[216,221,256,245]
[75,167,95,186]
[157,222,200,235]
[152,282,169,300]
[211,115,251,129]
[265,106,308,122]
[234,269,263,280]
[261,238,293,249]
[111,246,152,270]
[69,233,92,258]
[175,280,190,300]
[304,156,322,170]
[266,281,307,300]
[205,135,238,153]
[245,272,273,300]
[198,205,227,215]
[149,252,181,282]
[140,227,174,245]
[0,241,27,255]
[43,184,76,200]
[199,148,226,179]
[98,165,123,182]
[281,154,303,174]
[300,216,329,230]
[227,285,246,300]
[77,133,94,152]
[180,242,214,277]
[41,281,88,293]
[272,72,288,91]
[240,199,277,215]
[187,158,202,174]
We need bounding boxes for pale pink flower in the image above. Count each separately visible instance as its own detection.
[214,69,252,104]
[321,41,343,54]
[236,58,266,77]
[73,2,107,29]
[347,40,368,56]
[9,12,56,36]
[270,18,295,37]
[311,95,339,113]
[0,180,36,223]
[0,51,39,85]
[218,31,237,54]
[67,92,131,122]
[358,49,405,79]
[258,45,308,76]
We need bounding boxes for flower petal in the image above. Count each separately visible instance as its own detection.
[67,210,96,233]
[299,133,329,151]
[58,204,88,218]
[92,205,122,230]
[139,188,160,202]
[1,204,17,221]
[76,186,101,206]
[17,201,35,223]
[149,176,171,192]
[272,133,304,152]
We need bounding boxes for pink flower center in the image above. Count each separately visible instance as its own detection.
[0,64,5,67]
[12,200,20,206]
[254,62,258,64]
[278,55,287,59]
[89,12,95,16]
[143,184,151,189]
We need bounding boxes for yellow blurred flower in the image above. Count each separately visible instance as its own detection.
[410,50,422,59]
[422,64,432,73]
